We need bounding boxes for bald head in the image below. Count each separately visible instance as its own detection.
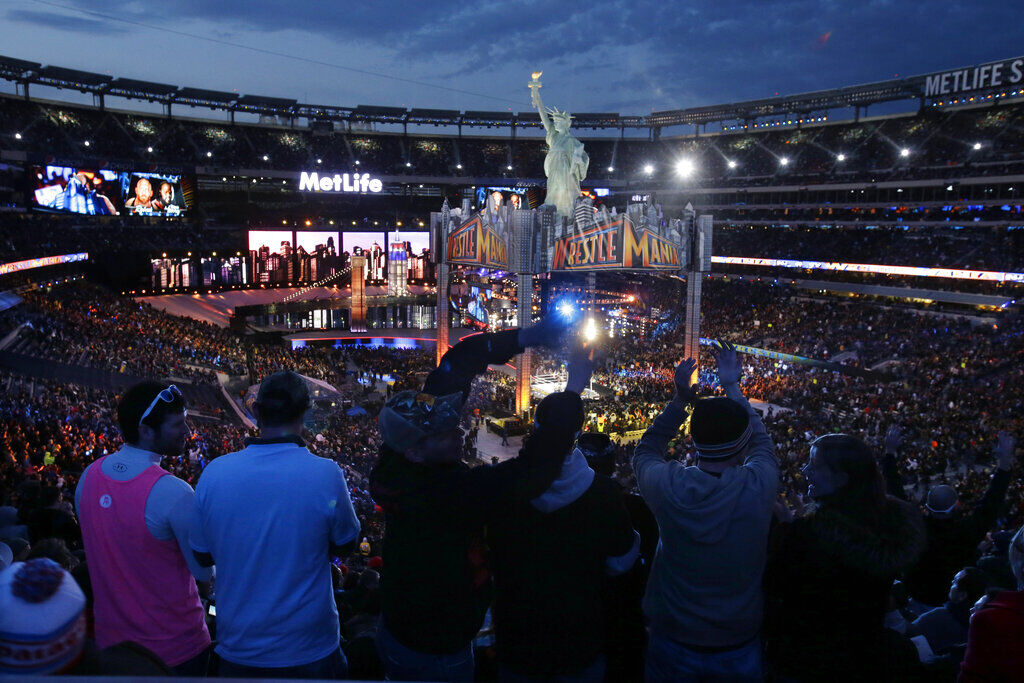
[926,485,959,516]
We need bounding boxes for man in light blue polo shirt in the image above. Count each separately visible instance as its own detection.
[191,370,360,679]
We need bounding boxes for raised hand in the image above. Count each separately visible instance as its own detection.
[520,313,571,350]
[565,346,596,394]
[884,425,903,455]
[995,430,1017,470]
[674,358,698,403]
[711,341,742,385]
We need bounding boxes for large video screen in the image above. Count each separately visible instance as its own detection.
[391,231,431,257]
[249,230,295,285]
[121,172,191,216]
[151,256,248,290]
[343,232,387,280]
[295,231,344,282]
[475,186,537,211]
[31,164,193,216]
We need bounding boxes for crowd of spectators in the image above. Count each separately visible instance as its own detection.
[1,273,1022,679]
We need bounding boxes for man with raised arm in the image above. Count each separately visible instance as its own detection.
[371,315,573,682]
[632,343,778,682]
[883,427,1016,612]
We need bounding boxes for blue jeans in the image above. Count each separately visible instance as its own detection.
[375,619,474,682]
[216,646,348,679]
[499,654,605,683]
[645,632,762,683]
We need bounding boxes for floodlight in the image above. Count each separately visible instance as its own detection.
[84,140,90,147]
[643,163,654,175]
[262,155,269,161]
[836,153,846,162]
[779,157,789,166]
[727,160,737,169]
[317,158,322,164]
[14,133,21,140]
[558,302,576,318]
[900,148,910,157]
[583,318,598,342]
[607,166,615,172]
[207,151,212,157]
[676,158,696,177]
[972,142,982,150]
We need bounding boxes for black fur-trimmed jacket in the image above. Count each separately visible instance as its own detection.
[764,497,927,681]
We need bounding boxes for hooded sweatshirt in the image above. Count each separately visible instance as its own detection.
[631,388,777,649]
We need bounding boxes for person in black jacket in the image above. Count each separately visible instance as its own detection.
[881,427,1015,612]
[487,350,639,681]
[577,431,657,683]
[370,317,572,682]
[765,433,927,682]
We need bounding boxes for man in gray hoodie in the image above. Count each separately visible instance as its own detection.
[632,343,777,682]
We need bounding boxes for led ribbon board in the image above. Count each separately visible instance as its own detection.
[550,217,681,272]
[711,256,1024,283]
[0,252,88,275]
[446,216,510,269]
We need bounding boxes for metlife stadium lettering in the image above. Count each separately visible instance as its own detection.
[298,171,383,194]
[923,57,1024,98]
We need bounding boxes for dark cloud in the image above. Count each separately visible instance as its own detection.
[5,0,1024,111]
[6,8,128,35]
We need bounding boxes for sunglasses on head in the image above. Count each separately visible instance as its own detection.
[139,385,184,427]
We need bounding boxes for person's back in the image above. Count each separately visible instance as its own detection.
[190,370,359,676]
[75,382,210,673]
[960,524,1024,682]
[191,442,354,664]
[632,349,777,681]
[488,398,637,678]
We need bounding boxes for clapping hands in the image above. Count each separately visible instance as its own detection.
[674,358,698,403]
[711,341,742,385]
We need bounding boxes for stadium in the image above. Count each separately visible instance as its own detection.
[1,31,1023,683]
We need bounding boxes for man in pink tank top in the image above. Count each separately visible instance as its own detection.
[75,381,212,675]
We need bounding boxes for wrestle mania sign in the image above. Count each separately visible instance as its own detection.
[550,217,681,272]
[445,216,510,269]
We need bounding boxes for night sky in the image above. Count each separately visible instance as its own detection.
[1,0,1022,115]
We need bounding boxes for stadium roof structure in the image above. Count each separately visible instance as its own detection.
[1,54,1022,131]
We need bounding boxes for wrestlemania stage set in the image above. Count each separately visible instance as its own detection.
[420,72,716,421]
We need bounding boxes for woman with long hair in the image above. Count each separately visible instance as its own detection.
[765,434,927,682]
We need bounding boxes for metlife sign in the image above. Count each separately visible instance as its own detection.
[298,171,383,194]
[923,57,1024,98]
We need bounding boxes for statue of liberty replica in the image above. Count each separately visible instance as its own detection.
[529,72,589,217]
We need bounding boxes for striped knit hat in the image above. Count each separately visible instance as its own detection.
[690,397,752,461]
